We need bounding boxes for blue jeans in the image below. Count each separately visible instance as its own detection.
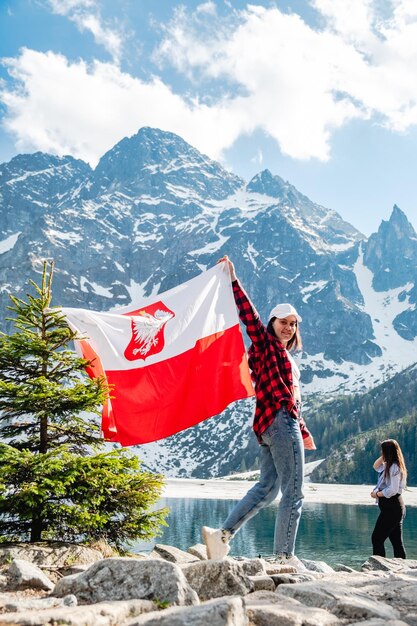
[223,406,304,556]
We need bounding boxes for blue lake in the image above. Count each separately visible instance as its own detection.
[134,498,417,569]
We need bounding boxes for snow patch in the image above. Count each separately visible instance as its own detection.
[165,183,201,200]
[125,278,148,303]
[189,235,229,256]
[45,229,83,246]
[300,280,327,303]
[0,232,20,254]
[80,277,114,298]
[246,243,258,269]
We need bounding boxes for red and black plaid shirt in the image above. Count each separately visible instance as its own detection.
[233,279,311,443]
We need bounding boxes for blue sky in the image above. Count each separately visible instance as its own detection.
[1,0,417,236]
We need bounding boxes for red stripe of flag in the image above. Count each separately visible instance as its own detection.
[102,324,254,445]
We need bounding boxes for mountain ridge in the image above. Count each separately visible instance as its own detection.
[1,126,417,477]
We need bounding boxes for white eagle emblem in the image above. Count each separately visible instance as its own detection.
[124,301,175,361]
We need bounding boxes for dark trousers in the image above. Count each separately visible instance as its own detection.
[371,494,406,559]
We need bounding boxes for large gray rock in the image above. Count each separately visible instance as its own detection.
[404,616,417,626]
[317,568,417,624]
[334,564,356,573]
[361,556,417,572]
[0,542,103,568]
[238,559,266,576]
[187,545,207,560]
[276,580,400,621]
[8,559,54,591]
[54,557,198,606]
[153,545,200,564]
[148,551,165,560]
[4,594,77,612]
[260,560,297,575]
[60,564,94,576]
[244,590,341,625]
[270,573,318,586]
[248,576,275,592]
[181,560,253,601]
[126,596,247,625]
[376,575,417,619]
[318,571,388,587]
[0,598,156,625]
[302,559,335,573]
[349,619,406,626]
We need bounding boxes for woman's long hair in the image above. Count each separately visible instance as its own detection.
[381,439,407,484]
[267,317,302,351]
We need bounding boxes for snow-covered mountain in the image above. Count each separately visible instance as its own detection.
[1,127,417,477]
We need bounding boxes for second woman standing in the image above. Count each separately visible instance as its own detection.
[371,439,407,559]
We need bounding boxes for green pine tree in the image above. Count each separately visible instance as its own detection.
[0,262,167,548]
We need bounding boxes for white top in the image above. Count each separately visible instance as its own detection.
[287,350,301,404]
[374,462,405,498]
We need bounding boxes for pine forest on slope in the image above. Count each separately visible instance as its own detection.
[308,362,417,485]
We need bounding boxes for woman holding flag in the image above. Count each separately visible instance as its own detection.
[202,256,315,570]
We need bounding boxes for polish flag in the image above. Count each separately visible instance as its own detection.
[62,263,254,445]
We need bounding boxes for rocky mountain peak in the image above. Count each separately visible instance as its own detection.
[247,169,293,199]
[0,152,90,185]
[363,204,417,291]
[92,127,243,200]
[246,169,363,251]
[387,204,416,237]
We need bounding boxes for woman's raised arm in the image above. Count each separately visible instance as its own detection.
[373,455,384,470]
[217,255,267,350]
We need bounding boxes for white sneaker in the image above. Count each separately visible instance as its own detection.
[202,526,231,560]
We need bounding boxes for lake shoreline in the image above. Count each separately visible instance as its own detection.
[164,478,417,507]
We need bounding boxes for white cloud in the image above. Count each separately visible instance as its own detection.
[311,0,377,45]
[195,2,217,16]
[73,13,123,61]
[156,5,364,160]
[48,0,124,63]
[48,0,95,11]
[0,48,247,166]
[3,2,417,166]
[155,2,417,159]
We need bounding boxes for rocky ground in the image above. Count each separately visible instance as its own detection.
[0,541,416,625]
